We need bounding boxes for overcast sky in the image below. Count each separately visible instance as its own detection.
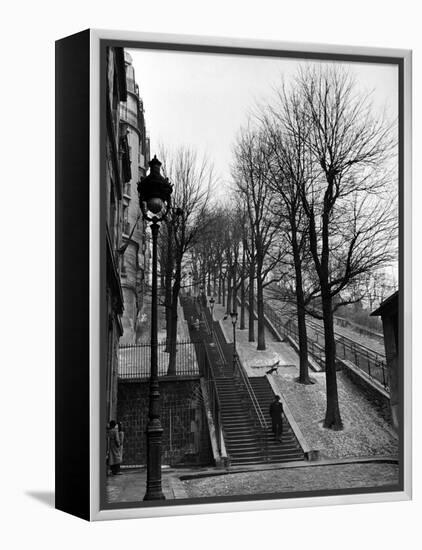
[128,47,398,192]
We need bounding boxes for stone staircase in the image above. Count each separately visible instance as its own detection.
[209,312,304,466]
[248,376,305,463]
[181,296,305,467]
[216,377,266,466]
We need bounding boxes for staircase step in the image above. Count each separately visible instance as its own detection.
[223,420,253,426]
[227,451,263,459]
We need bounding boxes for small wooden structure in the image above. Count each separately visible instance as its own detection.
[371,291,399,431]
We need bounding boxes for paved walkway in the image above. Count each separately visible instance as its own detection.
[181,461,399,498]
[106,468,188,503]
[272,370,398,459]
[214,302,300,375]
[106,458,399,503]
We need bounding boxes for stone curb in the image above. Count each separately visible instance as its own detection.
[178,455,399,481]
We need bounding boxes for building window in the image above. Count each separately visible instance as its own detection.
[121,255,127,277]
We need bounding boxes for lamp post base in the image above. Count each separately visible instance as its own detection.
[143,490,166,501]
[143,420,166,501]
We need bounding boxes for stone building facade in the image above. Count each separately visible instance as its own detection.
[105,47,131,421]
[119,52,151,344]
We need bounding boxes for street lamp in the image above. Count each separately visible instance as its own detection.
[209,297,215,338]
[137,155,172,501]
[230,311,238,370]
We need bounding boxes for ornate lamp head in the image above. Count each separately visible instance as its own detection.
[137,155,172,220]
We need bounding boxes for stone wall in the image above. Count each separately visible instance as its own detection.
[117,378,213,467]
[340,364,392,424]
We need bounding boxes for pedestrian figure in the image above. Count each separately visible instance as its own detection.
[107,420,122,475]
[269,395,284,441]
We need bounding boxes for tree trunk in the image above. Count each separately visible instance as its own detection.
[222,276,226,308]
[232,265,238,314]
[322,287,343,429]
[218,273,222,304]
[164,226,174,351]
[256,265,266,351]
[207,268,211,296]
[226,273,232,315]
[291,229,311,384]
[240,249,246,330]
[167,265,182,376]
[248,259,255,342]
[296,292,311,384]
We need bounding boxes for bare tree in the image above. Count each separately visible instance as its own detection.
[161,146,215,375]
[260,85,317,384]
[294,64,397,429]
[233,127,285,350]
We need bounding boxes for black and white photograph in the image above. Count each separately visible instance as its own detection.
[102,41,404,510]
[3,0,420,544]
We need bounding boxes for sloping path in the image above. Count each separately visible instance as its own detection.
[213,301,300,377]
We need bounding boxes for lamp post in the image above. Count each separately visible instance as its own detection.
[209,297,215,338]
[137,155,172,501]
[230,311,238,371]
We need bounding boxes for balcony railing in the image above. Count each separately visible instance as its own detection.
[120,105,140,129]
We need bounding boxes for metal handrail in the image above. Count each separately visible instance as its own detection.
[201,308,211,334]
[233,356,268,431]
[202,346,224,454]
[283,314,389,391]
[306,317,385,359]
[233,356,269,461]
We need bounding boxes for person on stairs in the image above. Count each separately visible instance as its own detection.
[269,395,284,442]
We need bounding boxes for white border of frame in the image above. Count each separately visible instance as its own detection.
[89,29,412,521]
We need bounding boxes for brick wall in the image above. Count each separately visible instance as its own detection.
[117,378,213,467]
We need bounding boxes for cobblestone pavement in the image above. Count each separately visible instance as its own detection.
[181,462,399,499]
[106,468,189,503]
[106,460,399,503]
[272,370,398,459]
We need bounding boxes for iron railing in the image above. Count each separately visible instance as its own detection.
[305,319,388,390]
[118,340,203,379]
[233,356,268,430]
[202,346,223,455]
[232,356,269,460]
[284,320,326,368]
[249,298,389,391]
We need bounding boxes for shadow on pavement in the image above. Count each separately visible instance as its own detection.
[25,491,55,508]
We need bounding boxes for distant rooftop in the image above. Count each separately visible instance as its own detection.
[371,291,398,317]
